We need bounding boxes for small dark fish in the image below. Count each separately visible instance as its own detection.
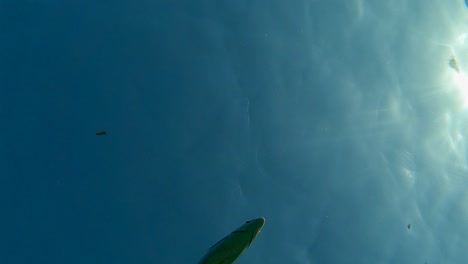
[96,131,107,136]
[407,224,411,230]
[449,56,460,73]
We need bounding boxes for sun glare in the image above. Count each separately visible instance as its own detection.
[452,72,468,108]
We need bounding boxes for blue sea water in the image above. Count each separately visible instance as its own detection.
[2,0,468,263]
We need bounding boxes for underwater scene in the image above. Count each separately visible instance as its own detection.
[2,0,468,263]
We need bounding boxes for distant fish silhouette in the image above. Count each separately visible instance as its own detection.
[407,224,411,230]
[449,56,460,73]
[96,130,107,136]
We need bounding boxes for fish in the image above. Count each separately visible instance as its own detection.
[449,56,461,73]
[197,217,265,264]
